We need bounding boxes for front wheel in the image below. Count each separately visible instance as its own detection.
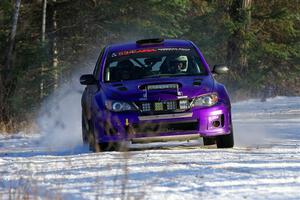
[87,120,125,152]
[88,127,119,152]
[98,142,118,151]
[216,131,234,148]
[203,137,216,146]
[84,119,101,152]
[81,114,89,145]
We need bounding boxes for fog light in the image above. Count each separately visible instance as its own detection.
[179,100,188,109]
[142,103,151,112]
[166,101,176,110]
[212,120,221,128]
[208,114,223,130]
[154,102,163,111]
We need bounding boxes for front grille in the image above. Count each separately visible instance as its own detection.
[131,120,198,134]
[136,99,190,113]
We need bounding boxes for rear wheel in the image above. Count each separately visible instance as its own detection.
[203,137,216,146]
[216,131,234,148]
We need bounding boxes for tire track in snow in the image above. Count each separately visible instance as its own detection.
[0,97,300,199]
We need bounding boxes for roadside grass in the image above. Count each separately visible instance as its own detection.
[0,143,149,200]
[1,180,63,200]
[0,120,38,135]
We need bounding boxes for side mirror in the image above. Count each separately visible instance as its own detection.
[212,65,229,75]
[80,74,97,85]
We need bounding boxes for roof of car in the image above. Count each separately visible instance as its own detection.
[107,39,194,52]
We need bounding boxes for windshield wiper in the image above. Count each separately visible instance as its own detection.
[143,74,175,78]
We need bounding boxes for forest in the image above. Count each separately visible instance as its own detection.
[0,0,299,132]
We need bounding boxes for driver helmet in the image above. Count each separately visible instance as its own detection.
[170,55,188,72]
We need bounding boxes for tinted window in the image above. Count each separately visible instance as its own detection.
[104,47,207,82]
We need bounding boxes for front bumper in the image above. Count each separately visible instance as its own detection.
[93,103,232,143]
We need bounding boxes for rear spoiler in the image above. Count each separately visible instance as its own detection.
[136,38,164,46]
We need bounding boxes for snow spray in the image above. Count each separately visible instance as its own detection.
[37,68,89,151]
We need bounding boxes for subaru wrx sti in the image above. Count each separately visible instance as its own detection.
[80,38,233,151]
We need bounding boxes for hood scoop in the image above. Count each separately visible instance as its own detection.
[139,82,183,99]
[139,82,182,90]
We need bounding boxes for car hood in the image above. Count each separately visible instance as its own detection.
[100,75,214,101]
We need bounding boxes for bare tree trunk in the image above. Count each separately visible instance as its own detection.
[40,0,47,99]
[42,0,47,42]
[227,0,252,75]
[52,0,59,90]
[241,0,252,69]
[4,0,21,72]
[0,0,22,123]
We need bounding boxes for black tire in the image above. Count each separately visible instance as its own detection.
[86,120,101,152]
[98,142,118,151]
[81,114,89,145]
[216,131,234,148]
[203,137,216,146]
[89,127,118,152]
[98,123,124,152]
[87,120,121,152]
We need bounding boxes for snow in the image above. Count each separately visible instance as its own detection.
[1,96,300,200]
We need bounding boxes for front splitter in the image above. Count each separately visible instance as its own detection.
[131,133,201,144]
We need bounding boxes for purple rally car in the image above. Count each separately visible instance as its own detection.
[80,38,233,151]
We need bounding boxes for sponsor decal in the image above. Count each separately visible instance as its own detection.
[157,48,191,51]
[113,48,191,57]
[117,49,157,56]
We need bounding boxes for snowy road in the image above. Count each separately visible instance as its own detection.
[1,97,300,200]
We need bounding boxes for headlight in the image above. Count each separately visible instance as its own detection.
[192,93,218,107]
[105,100,136,112]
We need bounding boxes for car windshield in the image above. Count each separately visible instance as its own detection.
[104,47,208,82]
